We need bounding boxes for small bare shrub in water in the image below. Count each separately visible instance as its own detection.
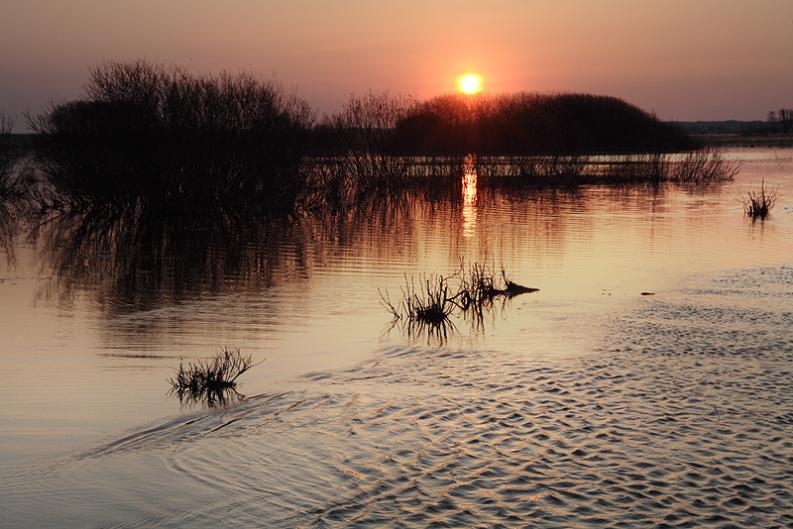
[169,347,258,406]
[743,179,778,220]
[380,261,538,330]
[380,273,457,325]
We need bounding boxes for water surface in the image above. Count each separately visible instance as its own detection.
[1,149,792,527]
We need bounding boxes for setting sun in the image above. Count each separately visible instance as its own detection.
[457,73,483,95]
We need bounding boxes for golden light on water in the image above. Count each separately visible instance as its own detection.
[462,156,478,237]
[457,73,483,95]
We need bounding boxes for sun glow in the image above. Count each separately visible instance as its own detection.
[457,73,483,95]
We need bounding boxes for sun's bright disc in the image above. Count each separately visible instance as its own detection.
[457,73,483,95]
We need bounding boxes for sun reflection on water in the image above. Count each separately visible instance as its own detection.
[462,156,478,238]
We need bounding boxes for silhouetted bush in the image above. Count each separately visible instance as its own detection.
[380,261,537,327]
[169,346,258,407]
[306,93,467,206]
[393,93,695,156]
[1,114,22,261]
[743,179,778,221]
[29,61,314,215]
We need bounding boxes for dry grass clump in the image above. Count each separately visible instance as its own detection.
[743,179,778,220]
[169,347,258,406]
[380,273,457,325]
[380,261,538,331]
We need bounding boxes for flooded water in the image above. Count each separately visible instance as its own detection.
[1,149,792,528]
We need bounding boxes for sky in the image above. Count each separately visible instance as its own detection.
[1,0,792,129]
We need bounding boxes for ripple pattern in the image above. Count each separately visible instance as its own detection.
[3,265,792,528]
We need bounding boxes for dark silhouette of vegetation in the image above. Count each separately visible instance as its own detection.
[455,261,539,309]
[28,61,313,216]
[472,148,737,187]
[767,108,793,133]
[169,346,258,407]
[0,114,16,199]
[306,92,467,207]
[17,61,737,221]
[381,273,458,325]
[380,261,538,336]
[392,93,696,155]
[743,179,778,221]
[0,114,22,262]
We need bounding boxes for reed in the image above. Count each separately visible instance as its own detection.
[455,261,538,310]
[666,147,739,184]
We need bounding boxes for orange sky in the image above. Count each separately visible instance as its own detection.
[1,0,792,127]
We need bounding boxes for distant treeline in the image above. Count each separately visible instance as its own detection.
[675,109,793,136]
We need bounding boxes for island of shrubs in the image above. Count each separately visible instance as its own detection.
[2,60,736,219]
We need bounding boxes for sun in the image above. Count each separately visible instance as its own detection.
[457,73,483,95]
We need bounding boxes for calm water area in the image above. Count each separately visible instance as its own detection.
[1,149,791,528]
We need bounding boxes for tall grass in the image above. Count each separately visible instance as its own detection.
[474,149,736,187]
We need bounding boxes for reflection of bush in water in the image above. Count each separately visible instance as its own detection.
[29,191,439,316]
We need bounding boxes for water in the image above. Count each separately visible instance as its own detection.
[1,149,792,527]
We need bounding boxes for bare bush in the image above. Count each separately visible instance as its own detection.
[169,346,259,407]
[743,179,778,221]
